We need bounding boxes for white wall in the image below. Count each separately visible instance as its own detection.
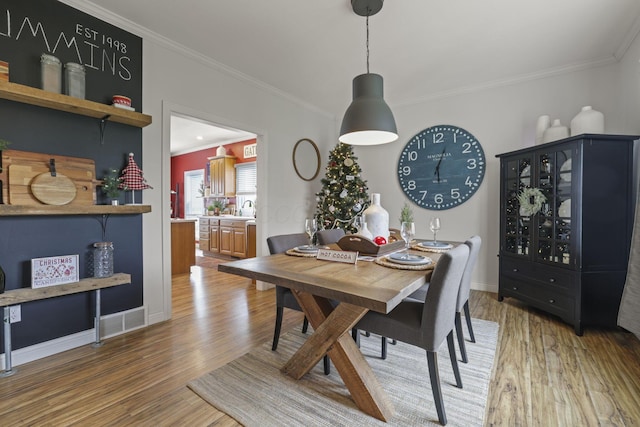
[354,57,639,292]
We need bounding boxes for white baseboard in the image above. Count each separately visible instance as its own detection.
[1,306,147,369]
[472,281,498,293]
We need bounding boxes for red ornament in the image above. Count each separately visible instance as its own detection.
[373,236,387,245]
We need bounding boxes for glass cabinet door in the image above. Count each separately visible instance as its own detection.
[504,156,532,256]
[535,148,572,265]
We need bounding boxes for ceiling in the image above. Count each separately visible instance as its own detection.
[86,0,640,148]
[170,115,255,155]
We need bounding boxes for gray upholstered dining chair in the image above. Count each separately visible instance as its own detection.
[266,233,331,375]
[405,236,482,364]
[316,227,346,246]
[354,244,470,426]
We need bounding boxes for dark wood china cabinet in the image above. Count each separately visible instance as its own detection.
[497,134,639,335]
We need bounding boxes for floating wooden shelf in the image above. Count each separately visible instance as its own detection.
[0,81,152,128]
[0,273,131,307]
[0,204,151,216]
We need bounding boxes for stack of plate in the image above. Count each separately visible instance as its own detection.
[386,253,431,266]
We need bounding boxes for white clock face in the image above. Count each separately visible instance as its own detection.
[397,125,486,210]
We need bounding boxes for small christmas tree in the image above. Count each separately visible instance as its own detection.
[119,152,153,204]
[314,142,369,233]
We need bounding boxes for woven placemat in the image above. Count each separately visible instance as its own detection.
[411,243,453,254]
[375,256,436,271]
[285,249,318,258]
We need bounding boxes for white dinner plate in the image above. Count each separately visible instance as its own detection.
[294,245,328,253]
[387,253,431,266]
[520,165,531,186]
[558,199,571,220]
[560,159,571,182]
[419,241,453,249]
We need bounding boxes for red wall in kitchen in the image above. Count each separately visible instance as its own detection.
[170,138,256,218]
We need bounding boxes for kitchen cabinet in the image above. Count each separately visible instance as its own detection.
[496,134,639,335]
[220,219,246,257]
[200,216,254,258]
[209,156,236,197]
[198,217,210,251]
[209,219,220,253]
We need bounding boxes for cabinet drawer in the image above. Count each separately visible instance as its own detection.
[199,223,210,233]
[199,218,210,227]
[501,258,575,293]
[220,219,247,229]
[501,278,574,320]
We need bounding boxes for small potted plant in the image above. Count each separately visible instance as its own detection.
[211,199,225,215]
[399,202,414,224]
[101,168,123,205]
[207,204,215,216]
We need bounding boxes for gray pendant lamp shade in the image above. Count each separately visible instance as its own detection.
[339,0,397,146]
[339,73,398,145]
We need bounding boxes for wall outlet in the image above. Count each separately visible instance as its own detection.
[9,305,21,323]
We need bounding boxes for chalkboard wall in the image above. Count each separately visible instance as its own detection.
[0,0,146,351]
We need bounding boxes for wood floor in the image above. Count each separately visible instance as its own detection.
[0,257,639,426]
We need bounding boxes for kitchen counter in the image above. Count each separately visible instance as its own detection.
[199,216,256,259]
[171,219,196,274]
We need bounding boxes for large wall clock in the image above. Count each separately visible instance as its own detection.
[397,125,486,210]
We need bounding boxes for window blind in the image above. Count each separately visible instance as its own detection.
[235,162,257,195]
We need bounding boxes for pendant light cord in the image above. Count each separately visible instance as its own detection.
[366,13,370,73]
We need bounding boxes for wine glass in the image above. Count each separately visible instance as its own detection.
[429,217,441,243]
[400,221,415,249]
[352,216,364,234]
[305,218,317,247]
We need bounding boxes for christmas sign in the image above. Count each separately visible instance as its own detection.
[31,254,79,288]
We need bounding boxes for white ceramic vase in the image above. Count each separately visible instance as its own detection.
[542,119,569,143]
[357,222,373,240]
[363,193,389,240]
[570,106,604,136]
[535,114,550,145]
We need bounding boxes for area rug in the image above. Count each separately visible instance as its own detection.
[188,318,499,426]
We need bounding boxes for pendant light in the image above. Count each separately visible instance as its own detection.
[339,0,397,146]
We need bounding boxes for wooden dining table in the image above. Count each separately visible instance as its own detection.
[218,246,445,422]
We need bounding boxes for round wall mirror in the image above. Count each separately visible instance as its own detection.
[292,138,321,181]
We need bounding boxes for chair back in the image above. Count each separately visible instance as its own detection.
[316,228,346,245]
[456,235,482,312]
[421,244,469,350]
[267,233,309,255]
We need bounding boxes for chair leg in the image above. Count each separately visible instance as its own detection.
[426,351,447,425]
[272,306,284,351]
[323,355,331,375]
[381,336,387,360]
[351,328,360,347]
[447,331,463,389]
[463,301,476,343]
[302,317,309,334]
[455,312,468,363]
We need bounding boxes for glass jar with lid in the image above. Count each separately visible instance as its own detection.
[93,242,114,278]
[64,62,85,99]
[40,53,62,93]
